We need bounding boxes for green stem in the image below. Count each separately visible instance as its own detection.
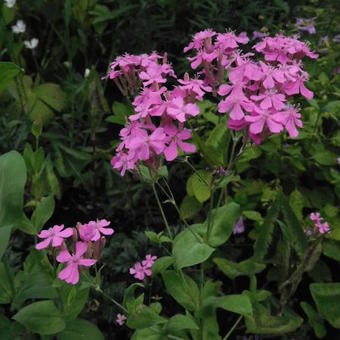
[156,180,202,242]
[97,287,128,314]
[222,315,243,340]
[152,182,173,240]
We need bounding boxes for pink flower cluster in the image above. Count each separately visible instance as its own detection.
[129,254,157,281]
[116,313,127,326]
[109,53,200,176]
[36,220,114,284]
[310,212,330,235]
[184,30,318,143]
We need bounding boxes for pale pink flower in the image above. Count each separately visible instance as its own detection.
[272,106,303,138]
[218,83,253,120]
[167,97,200,122]
[129,262,146,280]
[245,107,283,135]
[310,212,330,235]
[142,254,157,268]
[116,314,127,326]
[56,242,96,285]
[84,220,114,241]
[163,124,196,161]
[36,224,73,250]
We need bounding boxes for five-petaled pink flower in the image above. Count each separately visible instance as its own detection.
[56,242,96,285]
[129,262,147,281]
[142,254,157,268]
[83,219,114,241]
[116,314,127,326]
[36,224,73,250]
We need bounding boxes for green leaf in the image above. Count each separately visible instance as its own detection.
[236,145,262,173]
[323,240,340,262]
[162,270,200,312]
[205,121,230,166]
[206,202,241,247]
[58,284,90,320]
[0,62,22,93]
[35,83,65,112]
[300,302,327,338]
[0,226,11,259]
[279,193,308,258]
[217,294,252,316]
[245,303,303,335]
[152,256,174,276]
[31,195,55,233]
[57,318,104,340]
[165,314,199,332]
[310,283,340,328]
[189,170,212,203]
[123,283,144,311]
[0,151,27,228]
[13,300,66,335]
[214,257,265,279]
[253,194,281,260]
[0,261,15,304]
[0,315,23,340]
[289,189,304,221]
[179,195,202,220]
[173,224,214,269]
[12,271,57,309]
[127,305,167,330]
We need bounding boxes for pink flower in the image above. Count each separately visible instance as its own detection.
[116,314,127,326]
[163,124,196,161]
[56,242,96,285]
[78,222,97,242]
[272,106,303,138]
[218,83,253,120]
[127,127,166,160]
[259,61,285,89]
[245,107,283,135]
[296,18,316,35]
[142,254,157,268]
[283,72,314,100]
[251,90,286,111]
[111,151,136,176]
[310,212,330,235]
[139,63,167,86]
[36,224,73,250]
[129,262,146,280]
[83,219,114,241]
[167,97,200,122]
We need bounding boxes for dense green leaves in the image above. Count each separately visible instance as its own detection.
[300,302,327,338]
[13,300,66,335]
[162,270,200,312]
[57,319,104,340]
[310,283,340,328]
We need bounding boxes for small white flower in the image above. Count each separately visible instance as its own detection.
[12,20,26,34]
[84,68,90,78]
[24,38,39,50]
[5,0,16,8]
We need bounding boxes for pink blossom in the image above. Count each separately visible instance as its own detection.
[218,83,253,120]
[167,97,200,122]
[272,106,303,138]
[245,107,283,135]
[127,127,166,160]
[129,262,146,280]
[178,74,212,100]
[56,242,96,285]
[163,124,196,161]
[111,151,136,176]
[283,72,313,99]
[310,212,330,235]
[259,61,285,89]
[82,220,114,242]
[36,224,73,250]
[251,90,286,111]
[142,254,157,268]
[116,314,127,326]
